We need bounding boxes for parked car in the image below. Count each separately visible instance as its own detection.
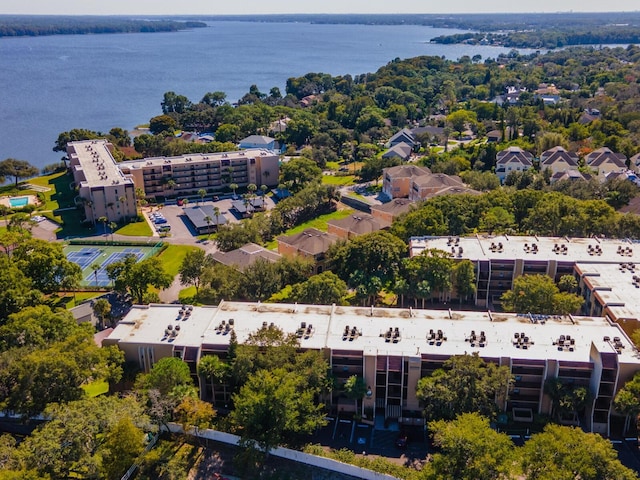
[154,218,167,224]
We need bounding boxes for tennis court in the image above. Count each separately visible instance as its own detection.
[64,244,158,287]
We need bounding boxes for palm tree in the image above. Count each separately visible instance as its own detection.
[260,184,268,207]
[183,198,189,208]
[213,206,221,230]
[204,216,212,238]
[97,216,108,236]
[230,183,238,197]
[108,222,118,242]
[198,189,207,205]
[91,263,101,287]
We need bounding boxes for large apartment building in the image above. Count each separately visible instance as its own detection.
[68,140,138,223]
[104,301,640,436]
[118,149,279,199]
[68,140,280,223]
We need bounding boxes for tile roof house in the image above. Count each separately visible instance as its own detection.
[327,213,391,240]
[382,164,431,199]
[382,142,412,161]
[370,198,416,224]
[238,135,276,150]
[584,147,627,179]
[210,243,281,272]
[495,146,534,182]
[539,146,580,174]
[277,228,339,274]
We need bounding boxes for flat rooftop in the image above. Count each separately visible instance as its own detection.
[69,140,132,188]
[107,302,640,365]
[120,149,276,170]
[410,235,640,264]
[577,262,640,321]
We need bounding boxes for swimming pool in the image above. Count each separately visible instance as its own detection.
[9,196,29,208]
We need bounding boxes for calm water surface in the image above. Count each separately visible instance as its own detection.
[0,21,532,168]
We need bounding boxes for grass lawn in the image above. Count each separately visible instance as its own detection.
[158,244,201,277]
[264,208,353,249]
[178,286,197,303]
[29,171,76,211]
[116,221,153,237]
[82,379,109,397]
[322,174,356,186]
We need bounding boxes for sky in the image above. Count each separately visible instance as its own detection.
[2,0,639,15]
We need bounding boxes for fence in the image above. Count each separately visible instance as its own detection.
[165,423,401,480]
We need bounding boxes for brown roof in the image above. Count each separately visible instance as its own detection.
[370,198,416,216]
[328,214,391,235]
[412,173,465,189]
[540,146,579,168]
[277,228,339,256]
[211,243,281,272]
[383,164,431,179]
[429,186,481,198]
[585,147,627,168]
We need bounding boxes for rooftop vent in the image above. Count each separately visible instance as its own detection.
[553,334,575,352]
[427,328,447,345]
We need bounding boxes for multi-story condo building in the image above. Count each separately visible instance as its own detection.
[104,301,640,436]
[68,140,138,224]
[68,140,280,222]
[118,149,279,199]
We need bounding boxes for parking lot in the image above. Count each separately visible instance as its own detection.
[143,195,276,240]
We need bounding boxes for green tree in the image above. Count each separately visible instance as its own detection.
[231,367,326,457]
[544,377,590,421]
[446,109,477,138]
[149,114,178,135]
[0,255,42,320]
[106,254,172,304]
[416,353,512,422]
[13,238,82,294]
[0,305,78,350]
[279,157,322,192]
[501,274,583,315]
[614,372,640,435]
[343,375,367,414]
[92,298,111,329]
[16,396,148,480]
[425,413,514,480]
[99,416,145,480]
[108,221,117,242]
[0,159,39,187]
[289,271,348,305]
[197,354,229,405]
[179,249,211,294]
[137,357,193,396]
[453,259,477,304]
[174,395,216,439]
[53,128,101,152]
[329,231,406,288]
[520,424,637,480]
[197,188,206,205]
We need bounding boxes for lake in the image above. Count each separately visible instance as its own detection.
[0,21,532,169]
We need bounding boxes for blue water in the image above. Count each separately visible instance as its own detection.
[0,21,534,169]
[9,196,29,207]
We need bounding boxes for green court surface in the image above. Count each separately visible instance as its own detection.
[64,243,159,287]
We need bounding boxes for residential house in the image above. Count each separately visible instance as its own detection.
[578,108,601,125]
[238,135,276,150]
[370,198,416,224]
[539,146,579,175]
[210,243,281,272]
[550,170,592,184]
[382,142,412,161]
[382,165,431,199]
[277,228,339,274]
[387,128,418,149]
[486,130,503,143]
[630,152,640,174]
[327,213,390,240]
[584,147,627,180]
[534,83,561,105]
[495,146,534,182]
